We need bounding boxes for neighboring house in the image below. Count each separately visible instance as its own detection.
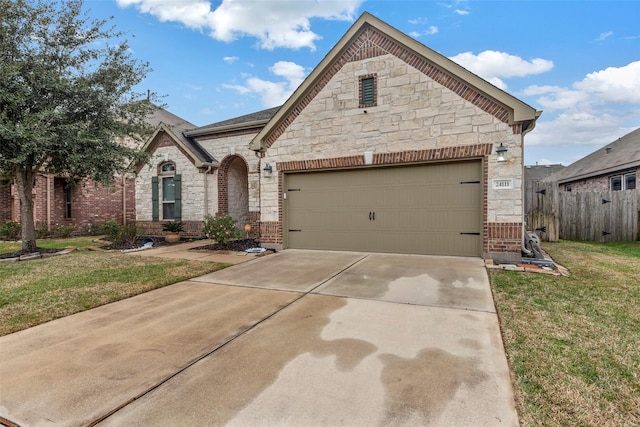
[525,164,566,184]
[136,12,540,261]
[0,107,190,234]
[545,127,639,192]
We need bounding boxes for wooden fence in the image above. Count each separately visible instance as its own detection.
[525,182,639,242]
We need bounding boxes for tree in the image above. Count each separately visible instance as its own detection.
[0,0,157,252]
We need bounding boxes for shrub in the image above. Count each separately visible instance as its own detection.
[0,221,21,240]
[100,221,121,241]
[52,225,75,238]
[35,223,50,239]
[202,214,243,246]
[100,221,143,246]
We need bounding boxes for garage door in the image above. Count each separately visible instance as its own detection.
[284,161,482,256]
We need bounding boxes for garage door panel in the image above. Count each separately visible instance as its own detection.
[285,161,482,256]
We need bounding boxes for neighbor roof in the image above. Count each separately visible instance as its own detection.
[249,12,541,152]
[544,127,640,184]
[184,106,280,137]
[524,164,566,181]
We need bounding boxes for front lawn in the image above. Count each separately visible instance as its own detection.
[490,241,640,426]
[0,238,229,336]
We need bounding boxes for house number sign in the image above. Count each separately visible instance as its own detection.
[492,179,514,190]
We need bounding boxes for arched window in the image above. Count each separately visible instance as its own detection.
[152,161,181,221]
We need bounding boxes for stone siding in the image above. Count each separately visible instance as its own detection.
[260,53,524,258]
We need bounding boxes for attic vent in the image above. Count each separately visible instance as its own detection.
[359,74,377,107]
[605,147,612,154]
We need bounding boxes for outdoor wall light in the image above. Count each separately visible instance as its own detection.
[263,162,273,178]
[496,143,508,162]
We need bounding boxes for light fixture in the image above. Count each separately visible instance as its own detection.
[263,162,273,178]
[496,143,508,162]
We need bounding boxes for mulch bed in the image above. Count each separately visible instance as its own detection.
[189,239,261,252]
[0,247,62,260]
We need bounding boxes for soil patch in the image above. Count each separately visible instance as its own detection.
[190,239,261,252]
[0,248,62,260]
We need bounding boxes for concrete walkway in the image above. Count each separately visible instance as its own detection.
[0,249,518,427]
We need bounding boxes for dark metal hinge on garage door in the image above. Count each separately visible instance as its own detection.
[460,181,481,184]
[289,229,302,232]
[287,188,301,191]
[460,232,481,235]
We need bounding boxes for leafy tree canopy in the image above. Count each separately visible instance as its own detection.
[0,0,159,251]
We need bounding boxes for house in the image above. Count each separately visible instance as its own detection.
[543,127,639,192]
[136,12,540,261]
[0,107,191,235]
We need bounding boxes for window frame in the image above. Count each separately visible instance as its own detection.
[159,161,176,220]
[359,74,377,108]
[611,173,637,191]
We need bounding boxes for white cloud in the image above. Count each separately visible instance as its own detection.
[597,31,613,41]
[408,17,428,25]
[574,60,640,104]
[223,56,239,64]
[450,51,554,83]
[116,0,363,50]
[223,61,308,107]
[455,9,470,16]
[523,60,640,149]
[409,26,438,38]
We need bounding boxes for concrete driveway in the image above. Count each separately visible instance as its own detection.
[0,250,517,426]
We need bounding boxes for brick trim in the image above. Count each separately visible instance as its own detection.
[486,222,522,254]
[278,144,492,172]
[264,25,511,148]
[217,155,249,216]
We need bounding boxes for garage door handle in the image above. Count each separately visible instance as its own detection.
[369,212,372,220]
[369,212,375,221]
[373,212,375,220]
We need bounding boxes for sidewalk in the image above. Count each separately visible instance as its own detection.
[125,239,260,265]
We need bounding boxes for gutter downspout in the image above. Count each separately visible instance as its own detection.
[122,175,127,225]
[47,174,51,230]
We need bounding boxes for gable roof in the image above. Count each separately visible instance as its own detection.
[249,12,540,152]
[544,127,640,184]
[139,106,218,170]
[184,106,280,138]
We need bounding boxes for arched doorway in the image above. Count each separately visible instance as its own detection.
[218,155,249,228]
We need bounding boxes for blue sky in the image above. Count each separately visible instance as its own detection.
[83,0,640,166]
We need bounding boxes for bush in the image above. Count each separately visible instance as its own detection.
[100,221,121,241]
[52,225,75,238]
[35,223,50,239]
[100,221,143,246]
[202,214,243,246]
[0,221,21,240]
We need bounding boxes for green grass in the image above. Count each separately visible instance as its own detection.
[490,240,640,426]
[0,245,229,336]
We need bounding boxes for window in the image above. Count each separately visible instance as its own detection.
[564,184,572,192]
[162,176,175,219]
[152,161,181,222]
[611,173,636,191]
[359,74,377,107]
[625,173,636,190]
[610,176,622,191]
[65,186,72,218]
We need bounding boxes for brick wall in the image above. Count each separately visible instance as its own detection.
[0,180,11,222]
[563,167,638,192]
[6,174,135,234]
